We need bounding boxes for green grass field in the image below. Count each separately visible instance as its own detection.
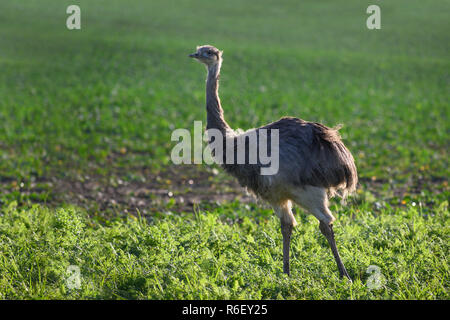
[0,0,448,299]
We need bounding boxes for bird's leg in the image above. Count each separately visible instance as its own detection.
[280,220,293,276]
[319,221,351,281]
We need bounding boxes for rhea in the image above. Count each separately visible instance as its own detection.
[189,45,357,280]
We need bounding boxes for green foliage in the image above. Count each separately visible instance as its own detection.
[0,201,448,299]
[0,0,448,181]
[0,0,448,299]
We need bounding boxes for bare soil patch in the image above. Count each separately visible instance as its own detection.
[0,162,447,217]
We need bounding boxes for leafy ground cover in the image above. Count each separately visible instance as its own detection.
[0,0,448,299]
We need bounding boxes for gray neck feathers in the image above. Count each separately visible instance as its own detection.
[206,61,231,134]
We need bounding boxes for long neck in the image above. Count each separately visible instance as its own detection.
[205,61,231,134]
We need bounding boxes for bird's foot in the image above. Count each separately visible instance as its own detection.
[339,268,352,283]
[283,265,290,277]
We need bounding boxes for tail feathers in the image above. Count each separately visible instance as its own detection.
[308,123,358,198]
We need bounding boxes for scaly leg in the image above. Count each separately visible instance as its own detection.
[319,221,351,281]
[281,220,293,276]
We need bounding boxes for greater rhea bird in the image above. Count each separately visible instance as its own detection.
[189,45,357,280]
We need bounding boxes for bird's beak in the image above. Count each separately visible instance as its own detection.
[189,53,198,58]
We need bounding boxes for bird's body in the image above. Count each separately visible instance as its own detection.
[222,117,357,205]
[189,45,357,280]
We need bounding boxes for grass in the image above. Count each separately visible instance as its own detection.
[0,0,448,299]
[0,200,448,299]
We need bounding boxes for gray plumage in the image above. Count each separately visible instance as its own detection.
[189,45,357,280]
[222,117,357,200]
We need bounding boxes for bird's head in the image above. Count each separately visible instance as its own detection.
[189,45,222,66]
